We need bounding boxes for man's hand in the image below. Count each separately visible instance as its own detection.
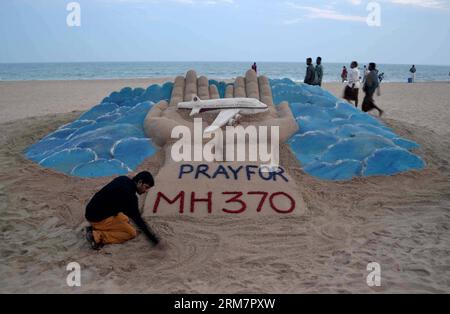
[154,239,168,251]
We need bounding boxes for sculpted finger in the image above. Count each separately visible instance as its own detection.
[184,70,198,101]
[245,69,260,100]
[275,101,299,142]
[170,76,185,107]
[225,84,234,98]
[234,76,246,98]
[197,76,210,100]
[209,84,220,99]
[258,75,274,107]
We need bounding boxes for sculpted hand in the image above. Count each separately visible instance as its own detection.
[144,70,298,147]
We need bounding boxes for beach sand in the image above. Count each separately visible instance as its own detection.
[0,79,449,293]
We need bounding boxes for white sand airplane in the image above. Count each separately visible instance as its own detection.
[177,95,269,133]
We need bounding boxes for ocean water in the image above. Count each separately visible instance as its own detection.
[1,62,449,83]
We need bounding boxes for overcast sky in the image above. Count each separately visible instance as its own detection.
[0,0,449,65]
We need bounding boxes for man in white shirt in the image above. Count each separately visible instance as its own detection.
[343,61,361,108]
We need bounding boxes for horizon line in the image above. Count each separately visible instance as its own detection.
[1,61,450,67]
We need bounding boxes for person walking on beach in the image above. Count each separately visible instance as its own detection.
[304,58,316,85]
[343,61,361,108]
[409,65,416,83]
[252,62,257,74]
[85,171,163,250]
[313,57,323,87]
[341,66,348,82]
[362,62,384,117]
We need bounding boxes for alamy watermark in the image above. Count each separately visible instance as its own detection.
[170,118,280,170]
[367,2,381,27]
[66,2,81,27]
[367,262,382,287]
[66,262,81,287]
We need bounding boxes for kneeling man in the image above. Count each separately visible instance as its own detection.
[85,171,161,250]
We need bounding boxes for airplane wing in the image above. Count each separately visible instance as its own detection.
[204,109,241,134]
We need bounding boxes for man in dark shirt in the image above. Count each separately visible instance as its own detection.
[304,58,315,85]
[362,62,383,117]
[85,171,161,250]
[313,57,323,87]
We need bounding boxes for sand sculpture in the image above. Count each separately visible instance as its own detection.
[24,70,425,190]
[143,70,306,217]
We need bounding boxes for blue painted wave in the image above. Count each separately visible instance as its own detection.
[270,79,426,181]
[25,83,173,178]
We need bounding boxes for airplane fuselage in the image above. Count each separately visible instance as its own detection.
[177,96,269,133]
[178,97,268,116]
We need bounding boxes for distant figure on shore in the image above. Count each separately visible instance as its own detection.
[343,61,361,108]
[362,62,383,117]
[362,65,369,83]
[341,66,348,82]
[409,65,416,83]
[377,71,385,96]
[252,62,257,74]
[313,57,323,86]
[304,58,316,85]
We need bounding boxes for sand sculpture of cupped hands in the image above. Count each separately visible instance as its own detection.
[144,69,298,147]
[142,70,306,217]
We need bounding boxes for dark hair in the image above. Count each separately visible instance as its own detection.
[307,58,312,62]
[351,61,358,68]
[317,57,322,61]
[133,171,154,187]
[369,62,376,71]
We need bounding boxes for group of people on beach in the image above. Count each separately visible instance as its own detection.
[342,62,384,117]
[342,63,417,115]
[252,60,384,116]
[304,57,324,87]
[302,58,384,117]
[253,59,324,87]
[247,62,421,120]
